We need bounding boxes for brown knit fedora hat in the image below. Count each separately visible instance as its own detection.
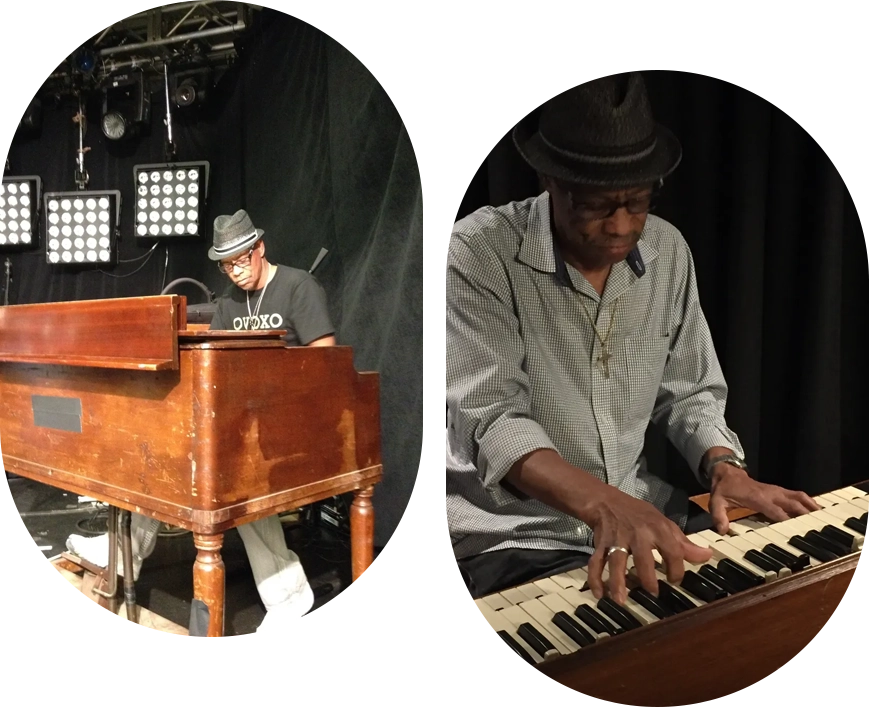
[513,72,682,187]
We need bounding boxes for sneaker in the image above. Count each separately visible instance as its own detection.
[256,582,315,633]
[65,534,143,581]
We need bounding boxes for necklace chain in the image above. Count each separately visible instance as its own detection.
[246,264,274,321]
[581,297,620,378]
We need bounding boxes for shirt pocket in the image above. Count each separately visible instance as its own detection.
[619,333,671,420]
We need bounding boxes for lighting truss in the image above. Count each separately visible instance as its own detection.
[0,175,41,251]
[133,161,209,240]
[43,190,120,266]
[40,4,260,96]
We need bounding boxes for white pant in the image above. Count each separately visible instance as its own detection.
[129,513,310,611]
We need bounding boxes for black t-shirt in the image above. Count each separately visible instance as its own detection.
[210,264,334,346]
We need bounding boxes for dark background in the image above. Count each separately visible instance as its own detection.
[2,8,422,548]
[456,69,868,498]
[3,7,869,545]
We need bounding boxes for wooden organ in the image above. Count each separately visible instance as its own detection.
[0,295,382,636]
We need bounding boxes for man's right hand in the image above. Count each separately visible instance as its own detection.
[583,485,713,605]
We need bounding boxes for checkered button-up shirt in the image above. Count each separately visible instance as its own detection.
[446,193,743,560]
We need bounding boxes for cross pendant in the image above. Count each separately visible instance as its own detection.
[598,347,612,379]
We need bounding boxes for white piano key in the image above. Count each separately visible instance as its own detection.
[480,592,513,611]
[548,573,581,591]
[514,582,547,600]
[817,502,861,523]
[532,577,566,597]
[846,496,869,515]
[499,586,534,605]
[827,486,867,502]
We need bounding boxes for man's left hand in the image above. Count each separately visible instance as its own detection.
[708,464,821,534]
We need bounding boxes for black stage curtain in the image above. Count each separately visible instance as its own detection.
[4,9,422,547]
[456,70,868,498]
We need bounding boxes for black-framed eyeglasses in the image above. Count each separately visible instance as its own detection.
[217,245,257,274]
[565,187,659,222]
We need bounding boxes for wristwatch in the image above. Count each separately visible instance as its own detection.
[701,453,748,487]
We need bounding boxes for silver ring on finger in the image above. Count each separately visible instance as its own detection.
[605,545,630,559]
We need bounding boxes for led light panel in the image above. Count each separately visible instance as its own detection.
[0,175,41,251]
[43,190,120,266]
[133,161,209,239]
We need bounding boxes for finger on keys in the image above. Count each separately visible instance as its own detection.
[605,547,630,605]
[631,544,660,596]
[788,490,822,514]
[680,536,713,566]
[708,494,733,534]
[586,549,607,601]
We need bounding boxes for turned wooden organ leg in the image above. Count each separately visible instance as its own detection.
[350,485,375,580]
[192,532,226,637]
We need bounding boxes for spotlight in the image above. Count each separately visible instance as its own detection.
[74,47,97,75]
[43,190,120,266]
[0,176,41,252]
[133,161,209,240]
[100,71,150,141]
[171,69,210,109]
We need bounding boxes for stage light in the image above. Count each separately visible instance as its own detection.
[0,176,41,252]
[171,69,211,109]
[100,71,150,141]
[74,48,97,75]
[132,161,209,240]
[43,190,120,266]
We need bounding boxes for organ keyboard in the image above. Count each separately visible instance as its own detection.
[474,485,867,705]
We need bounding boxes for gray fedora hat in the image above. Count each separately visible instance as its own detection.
[513,72,682,188]
[208,209,264,261]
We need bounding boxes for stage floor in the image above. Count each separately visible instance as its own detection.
[7,472,367,635]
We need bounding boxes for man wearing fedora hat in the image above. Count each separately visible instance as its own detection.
[446,72,819,605]
[208,208,336,347]
[67,209,336,632]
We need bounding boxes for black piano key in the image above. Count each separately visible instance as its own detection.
[789,535,839,563]
[656,580,696,613]
[843,517,867,535]
[762,543,810,572]
[717,559,759,592]
[497,630,536,664]
[861,512,868,524]
[717,558,765,588]
[573,604,624,635]
[516,622,556,658]
[628,587,675,620]
[680,570,728,602]
[744,548,786,574]
[597,597,643,631]
[698,565,741,595]
[818,524,857,550]
[552,611,596,648]
[804,530,850,557]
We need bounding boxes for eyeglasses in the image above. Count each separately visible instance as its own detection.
[565,188,658,222]
[217,245,257,274]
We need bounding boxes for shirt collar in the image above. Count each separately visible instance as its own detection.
[517,192,659,298]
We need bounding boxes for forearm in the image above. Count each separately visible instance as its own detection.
[504,448,614,525]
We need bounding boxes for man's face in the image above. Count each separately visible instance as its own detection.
[546,179,655,268]
[219,240,264,290]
